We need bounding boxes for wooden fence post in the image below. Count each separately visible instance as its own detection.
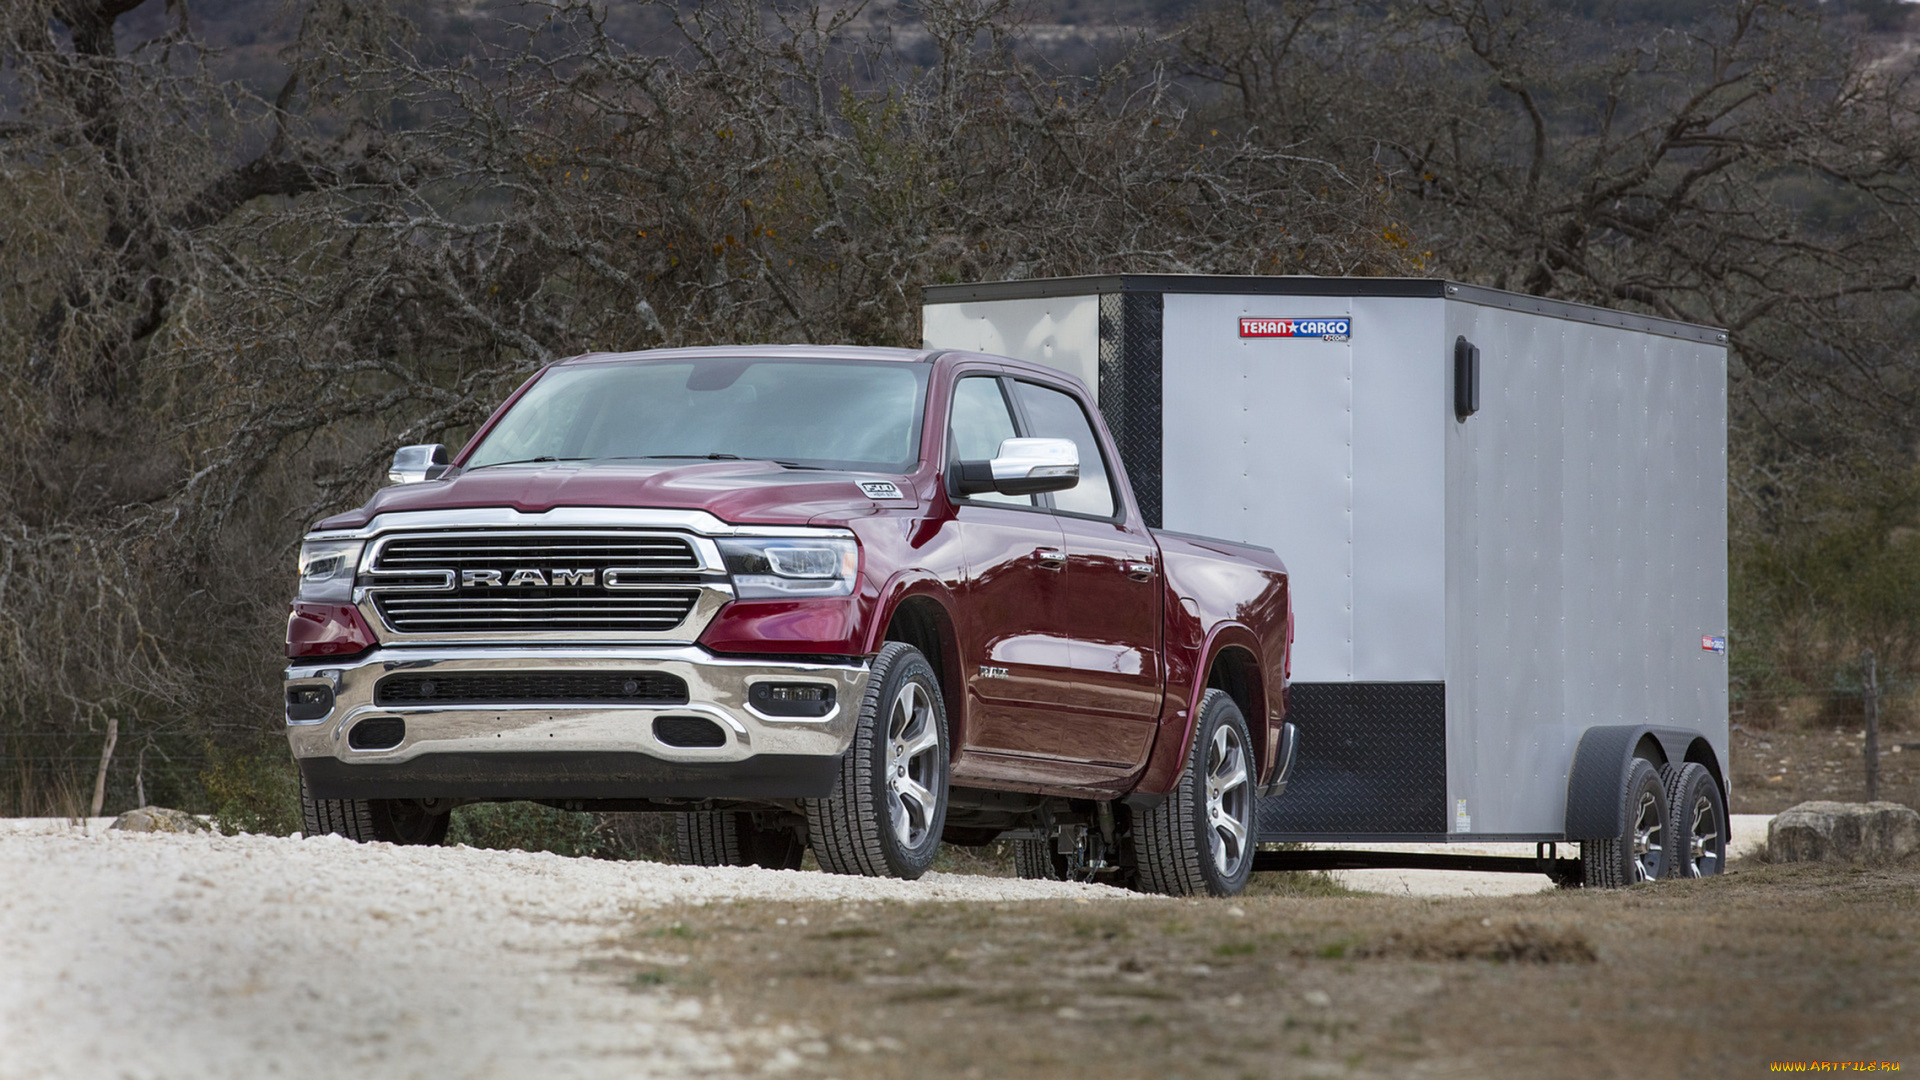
[1862,649,1880,804]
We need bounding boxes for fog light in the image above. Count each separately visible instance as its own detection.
[749,682,836,718]
[286,685,335,722]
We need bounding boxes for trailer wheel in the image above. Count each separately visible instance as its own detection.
[1661,762,1726,879]
[1130,689,1257,897]
[1578,758,1670,887]
[805,642,949,879]
[1013,837,1076,880]
[299,776,450,846]
[673,812,806,870]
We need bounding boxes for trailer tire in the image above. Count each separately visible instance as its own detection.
[299,776,450,846]
[1012,838,1068,880]
[673,812,806,870]
[805,642,948,879]
[1130,690,1257,897]
[1578,758,1670,887]
[1661,762,1727,879]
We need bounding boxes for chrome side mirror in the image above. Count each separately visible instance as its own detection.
[388,444,450,485]
[955,437,1079,497]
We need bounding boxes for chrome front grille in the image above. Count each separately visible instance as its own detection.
[363,529,720,639]
[375,533,699,572]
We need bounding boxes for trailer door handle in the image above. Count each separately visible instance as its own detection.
[1124,561,1155,580]
[1034,548,1067,569]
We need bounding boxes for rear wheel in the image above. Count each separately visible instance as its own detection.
[805,642,949,878]
[1661,762,1726,879]
[1130,690,1256,897]
[1012,837,1068,880]
[1579,758,1670,887]
[299,776,450,846]
[674,811,806,870]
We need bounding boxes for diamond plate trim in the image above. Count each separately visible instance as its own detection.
[1097,292,1163,528]
[1257,682,1447,838]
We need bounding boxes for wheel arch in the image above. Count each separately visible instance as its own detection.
[1565,724,1712,840]
[1195,624,1271,779]
[1682,735,1728,807]
[870,580,964,745]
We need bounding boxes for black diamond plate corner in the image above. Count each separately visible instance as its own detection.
[1097,292,1163,529]
[1257,682,1447,838]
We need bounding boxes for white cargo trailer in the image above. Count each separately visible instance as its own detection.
[922,275,1730,883]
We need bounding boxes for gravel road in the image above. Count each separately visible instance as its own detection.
[0,822,1128,1080]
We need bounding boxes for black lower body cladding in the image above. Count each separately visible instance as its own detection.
[297,751,845,802]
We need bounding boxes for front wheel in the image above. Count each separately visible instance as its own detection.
[1130,690,1257,897]
[673,811,806,870]
[1579,757,1670,887]
[805,642,949,879]
[299,775,450,846]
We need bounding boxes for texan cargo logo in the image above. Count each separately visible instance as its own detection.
[1240,316,1351,341]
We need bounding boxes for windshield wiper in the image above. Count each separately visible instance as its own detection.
[614,453,744,461]
[619,454,828,470]
[468,456,587,470]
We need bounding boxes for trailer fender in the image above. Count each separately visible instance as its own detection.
[1564,725,1713,840]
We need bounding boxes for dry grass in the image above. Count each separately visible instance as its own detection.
[616,858,1920,1078]
[1732,723,1920,814]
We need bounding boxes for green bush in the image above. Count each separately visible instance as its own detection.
[448,802,676,860]
[201,742,302,836]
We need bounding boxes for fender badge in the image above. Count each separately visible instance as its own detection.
[859,481,903,500]
[979,665,1009,679]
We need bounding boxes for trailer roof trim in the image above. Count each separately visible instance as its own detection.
[920,274,1727,345]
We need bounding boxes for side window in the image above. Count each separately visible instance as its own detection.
[1010,381,1118,518]
[947,376,1033,508]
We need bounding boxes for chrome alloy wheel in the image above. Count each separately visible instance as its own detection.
[1204,723,1253,878]
[1685,794,1719,876]
[1630,788,1664,882]
[883,681,942,850]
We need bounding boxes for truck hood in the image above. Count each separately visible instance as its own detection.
[314,461,920,530]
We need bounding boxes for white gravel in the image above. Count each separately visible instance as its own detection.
[0,822,1128,1080]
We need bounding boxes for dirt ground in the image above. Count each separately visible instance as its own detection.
[1730,720,1920,814]
[623,858,1919,1079]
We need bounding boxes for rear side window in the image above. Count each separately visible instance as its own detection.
[1011,381,1117,518]
[948,376,1033,508]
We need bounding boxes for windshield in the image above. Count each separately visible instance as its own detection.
[465,358,928,472]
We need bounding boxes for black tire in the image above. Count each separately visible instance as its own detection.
[1661,762,1727,879]
[673,811,806,870]
[804,642,949,879]
[1130,689,1257,897]
[1012,837,1068,880]
[299,775,450,846]
[1578,758,1670,887]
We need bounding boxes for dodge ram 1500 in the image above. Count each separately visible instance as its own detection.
[286,345,1295,896]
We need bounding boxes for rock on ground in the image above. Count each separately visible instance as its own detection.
[110,806,210,833]
[1766,801,1920,863]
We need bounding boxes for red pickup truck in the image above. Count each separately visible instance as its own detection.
[285,346,1295,896]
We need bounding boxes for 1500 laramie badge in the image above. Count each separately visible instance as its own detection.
[285,346,1296,896]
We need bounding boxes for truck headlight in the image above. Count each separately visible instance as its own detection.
[718,536,859,599]
[296,539,365,603]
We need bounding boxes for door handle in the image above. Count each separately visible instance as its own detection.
[1034,548,1067,569]
[1124,561,1155,581]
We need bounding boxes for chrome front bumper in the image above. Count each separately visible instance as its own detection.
[284,645,868,801]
